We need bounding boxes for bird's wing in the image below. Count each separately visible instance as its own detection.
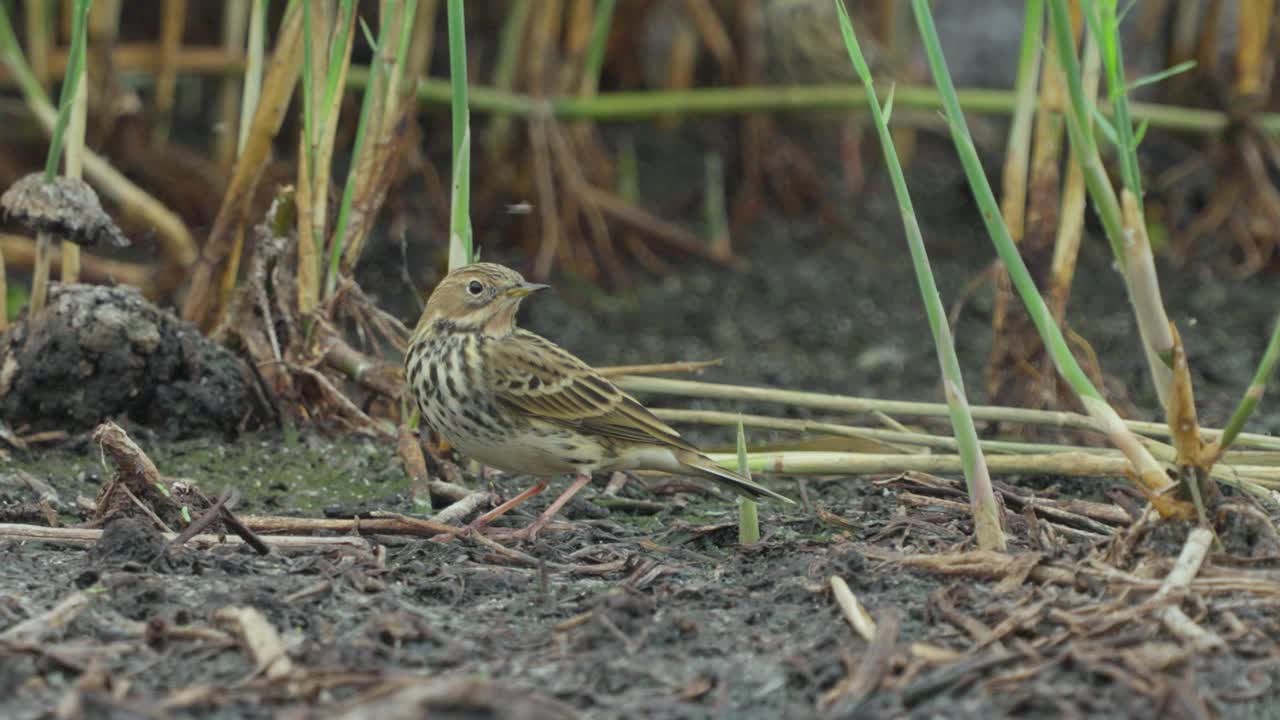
[488,330,696,451]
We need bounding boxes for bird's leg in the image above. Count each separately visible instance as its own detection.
[466,479,548,534]
[506,472,594,543]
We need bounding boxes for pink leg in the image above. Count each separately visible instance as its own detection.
[466,479,548,533]
[507,473,593,542]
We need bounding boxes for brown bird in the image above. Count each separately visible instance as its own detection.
[405,263,792,540]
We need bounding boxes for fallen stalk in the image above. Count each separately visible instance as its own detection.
[0,523,371,551]
[706,451,1280,485]
[619,376,1280,450]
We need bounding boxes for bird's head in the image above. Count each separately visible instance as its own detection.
[416,263,548,337]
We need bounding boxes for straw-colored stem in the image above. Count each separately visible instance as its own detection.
[152,0,188,145]
[998,0,1043,242]
[615,375,1280,450]
[707,450,1280,486]
[1047,29,1099,320]
[835,1,1004,550]
[182,0,303,327]
[1235,0,1275,99]
[654,407,1111,456]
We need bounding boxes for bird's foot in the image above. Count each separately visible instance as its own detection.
[503,472,594,544]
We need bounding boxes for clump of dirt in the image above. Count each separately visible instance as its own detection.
[0,284,255,437]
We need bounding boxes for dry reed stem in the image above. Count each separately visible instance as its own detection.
[616,375,1280,450]
[182,1,303,328]
[0,523,371,551]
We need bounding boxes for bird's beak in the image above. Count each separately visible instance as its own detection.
[505,281,550,298]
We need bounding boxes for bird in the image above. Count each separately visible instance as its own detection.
[404,262,793,541]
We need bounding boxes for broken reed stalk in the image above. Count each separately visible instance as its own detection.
[736,417,759,545]
[27,0,89,315]
[910,0,1190,519]
[218,0,270,312]
[707,450,1280,484]
[446,0,474,270]
[835,1,1005,550]
[1047,0,1175,414]
[678,407,1277,500]
[615,375,1280,451]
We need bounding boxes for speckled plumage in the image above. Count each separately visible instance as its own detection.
[405,263,792,505]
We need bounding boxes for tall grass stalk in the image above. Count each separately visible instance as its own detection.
[28,0,91,314]
[909,0,1188,519]
[736,417,760,545]
[834,0,1005,550]
[446,0,473,270]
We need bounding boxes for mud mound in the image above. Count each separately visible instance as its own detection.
[0,284,254,436]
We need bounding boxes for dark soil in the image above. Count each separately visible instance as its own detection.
[2,136,1279,718]
[0,284,255,438]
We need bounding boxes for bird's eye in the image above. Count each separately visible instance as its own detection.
[467,280,484,296]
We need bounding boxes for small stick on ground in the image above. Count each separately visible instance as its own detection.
[213,606,294,680]
[0,523,370,552]
[0,589,93,642]
[831,575,877,643]
[1152,527,1224,651]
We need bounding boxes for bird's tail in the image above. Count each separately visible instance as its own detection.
[678,451,795,504]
